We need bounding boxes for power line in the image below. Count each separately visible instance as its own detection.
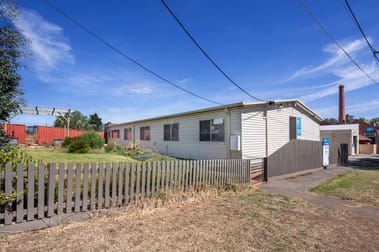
[160,0,264,102]
[43,0,223,106]
[297,0,379,85]
[343,0,379,64]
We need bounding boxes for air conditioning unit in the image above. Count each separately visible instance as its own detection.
[230,135,240,151]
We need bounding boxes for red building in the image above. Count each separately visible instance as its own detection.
[354,120,379,144]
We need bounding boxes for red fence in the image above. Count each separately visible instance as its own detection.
[1,124,26,144]
[1,124,104,145]
[37,126,104,144]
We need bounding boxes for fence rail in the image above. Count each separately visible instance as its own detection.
[0,159,251,228]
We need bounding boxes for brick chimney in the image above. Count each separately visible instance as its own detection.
[339,85,346,124]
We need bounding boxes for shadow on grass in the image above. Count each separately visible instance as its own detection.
[355,166,379,171]
[349,156,379,171]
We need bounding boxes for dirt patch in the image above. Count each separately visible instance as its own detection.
[1,187,378,251]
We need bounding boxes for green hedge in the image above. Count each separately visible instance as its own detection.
[63,131,104,153]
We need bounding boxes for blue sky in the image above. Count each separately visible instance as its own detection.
[7,0,379,125]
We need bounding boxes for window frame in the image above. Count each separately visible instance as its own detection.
[199,120,211,141]
[111,129,120,139]
[124,128,132,141]
[140,126,151,141]
[163,123,179,141]
[199,118,224,142]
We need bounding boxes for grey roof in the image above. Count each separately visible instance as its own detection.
[108,99,323,128]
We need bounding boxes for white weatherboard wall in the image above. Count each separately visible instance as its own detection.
[241,106,266,159]
[107,101,322,160]
[229,108,242,158]
[266,104,320,156]
[108,109,232,160]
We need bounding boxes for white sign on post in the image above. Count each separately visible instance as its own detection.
[322,138,330,168]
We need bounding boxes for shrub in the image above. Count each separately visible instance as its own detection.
[68,138,89,153]
[104,142,115,153]
[79,131,104,149]
[62,137,75,148]
[0,145,38,168]
[126,148,175,161]
[0,191,18,206]
[104,142,125,155]
[0,145,39,206]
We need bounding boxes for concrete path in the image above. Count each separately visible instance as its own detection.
[259,161,379,221]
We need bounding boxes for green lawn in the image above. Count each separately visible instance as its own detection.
[24,148,134,164]
[310,167,379,207]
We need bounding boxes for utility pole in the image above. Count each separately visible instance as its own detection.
[264,101,275,182]
[263,106,269,182]
[57,109,71,137]
[265,109,268,158]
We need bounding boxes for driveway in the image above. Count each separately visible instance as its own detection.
[349,154,379,167]
[259,156,379,221]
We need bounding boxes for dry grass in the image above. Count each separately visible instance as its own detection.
[1,187,378,251]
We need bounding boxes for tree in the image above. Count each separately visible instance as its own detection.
[0,2,26,121]
[88,113,103,131]
[323,118,338,125]
[54,111,91,130]
[346,114,355,124]
[370,117,379,127]
[0,2,27,148]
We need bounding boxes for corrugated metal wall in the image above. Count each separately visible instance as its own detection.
[2,124,105,145]
[37,126,104,144]
[1,124,26,144]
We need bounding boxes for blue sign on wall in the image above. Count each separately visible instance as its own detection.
[296,117,302,136]
[322,137,330,145]
[366,127,374,132]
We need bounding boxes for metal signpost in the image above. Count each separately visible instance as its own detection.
[322,137,330,169]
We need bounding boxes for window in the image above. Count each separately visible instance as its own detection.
[199,118,224,142]
[200,120,210,141]
[289,117,301,140]
[111,129,120,139]
[164,124,171,141]
[140,126,150,141]
[172,123,179,141]
[164,123,179,141]
[124,128,132,140]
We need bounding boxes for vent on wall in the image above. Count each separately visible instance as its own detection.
[230,135,241,151]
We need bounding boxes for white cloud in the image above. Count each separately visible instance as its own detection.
[299,62,379,103]
[280,38,379,103]
[12,8,74,72]
[177,78,191,85]
[314,99,379,119]
[111,83,154,96]
[348,99,379,114]
[288,39,367,80]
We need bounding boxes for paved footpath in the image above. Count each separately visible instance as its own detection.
[259,165,379,221]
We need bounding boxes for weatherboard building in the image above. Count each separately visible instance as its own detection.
[106,100,322,160]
